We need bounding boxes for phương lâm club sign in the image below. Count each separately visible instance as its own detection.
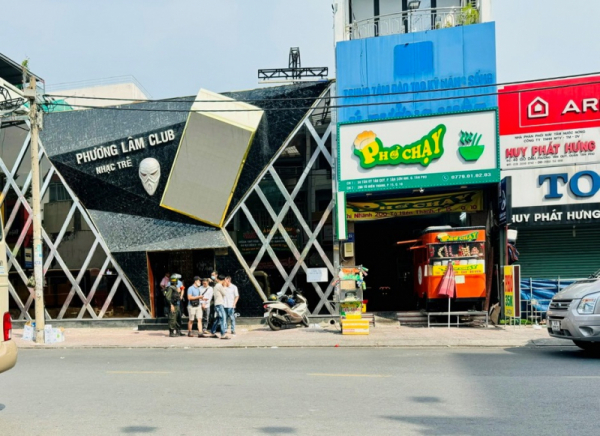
[499,75,600,169]
[51,123,185,201]
[338,110,499,194]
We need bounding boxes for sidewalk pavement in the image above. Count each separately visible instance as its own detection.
[13,324,571,349]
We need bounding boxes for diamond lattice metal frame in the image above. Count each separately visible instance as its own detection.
[0,120,150,320]
[222,84,338,315]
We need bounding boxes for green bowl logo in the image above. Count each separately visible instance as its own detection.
[458,131,485,161]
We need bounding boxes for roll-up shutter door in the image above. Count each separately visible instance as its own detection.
[516,225,600,279]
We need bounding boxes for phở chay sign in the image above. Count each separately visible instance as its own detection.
[338,110,499,194]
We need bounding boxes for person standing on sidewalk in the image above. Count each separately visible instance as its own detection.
[160,272,171,317]
[187,276,203,337]
[209,271,218,287]
[224,276,239,335]
[210,275,230,340]
[160,272,170,290]
[165,275,184,337]
[199,278,213,335]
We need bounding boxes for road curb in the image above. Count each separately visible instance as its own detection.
[15,342,549,350]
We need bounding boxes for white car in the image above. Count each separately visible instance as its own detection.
[547,278,600,352]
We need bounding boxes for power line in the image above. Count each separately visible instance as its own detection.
[45,78,600,114]
[43,70,600,105]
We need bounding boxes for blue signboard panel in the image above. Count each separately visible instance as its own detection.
[336,22,497,123]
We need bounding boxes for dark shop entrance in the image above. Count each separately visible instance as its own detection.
[353,214,465,312]
[147,249,215,318]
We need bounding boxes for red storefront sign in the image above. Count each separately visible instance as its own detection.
[499,76,600,169]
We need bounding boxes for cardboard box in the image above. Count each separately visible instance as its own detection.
[22,324,34,341]
[44,325,55,344]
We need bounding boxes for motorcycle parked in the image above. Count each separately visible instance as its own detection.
[263,290,309,331]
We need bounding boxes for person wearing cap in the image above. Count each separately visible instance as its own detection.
[199,278,213,335]
[187,276,203,337]
[166,274,184,337]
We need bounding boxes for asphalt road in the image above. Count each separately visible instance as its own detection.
[0,346,599,436]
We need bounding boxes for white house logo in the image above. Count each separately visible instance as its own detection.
[527,97,549,119]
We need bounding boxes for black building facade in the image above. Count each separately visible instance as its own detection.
[17,81,338,320]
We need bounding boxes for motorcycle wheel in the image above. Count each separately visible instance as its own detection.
[267,313,282,331]
[301,314,309,327]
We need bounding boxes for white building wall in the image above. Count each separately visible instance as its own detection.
[47,82,149,109]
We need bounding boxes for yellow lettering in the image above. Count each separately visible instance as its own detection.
[431,128,443,154]
[360,141,380,165]
[402,148,412,160]
[411,145,421,160]
[378,151,389,161]
[422,139,432,157]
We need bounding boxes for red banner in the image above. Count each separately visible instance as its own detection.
[499,76,600,169]
[499,75,600,135]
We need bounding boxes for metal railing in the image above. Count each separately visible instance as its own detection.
[346,6,480,40]
[519,277,581,325]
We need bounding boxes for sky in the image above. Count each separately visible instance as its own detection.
[1,0,599,99]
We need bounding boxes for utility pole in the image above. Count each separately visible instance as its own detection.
[25,76,45,344]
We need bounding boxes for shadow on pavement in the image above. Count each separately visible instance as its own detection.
[121,426,158,433]
[410,396,443,404]
[258,426,296,434]
[382,415,504,435]
[503,343,600,360]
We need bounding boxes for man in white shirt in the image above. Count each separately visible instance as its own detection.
[199,278,213,335]
[224,276,240,335]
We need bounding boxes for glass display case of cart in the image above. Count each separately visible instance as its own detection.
[405,226,487,311]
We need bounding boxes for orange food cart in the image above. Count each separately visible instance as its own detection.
[404,226,487,311]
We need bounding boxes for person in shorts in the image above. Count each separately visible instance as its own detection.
[187,276,203,337]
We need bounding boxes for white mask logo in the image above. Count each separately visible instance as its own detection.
[139,158,161,196]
